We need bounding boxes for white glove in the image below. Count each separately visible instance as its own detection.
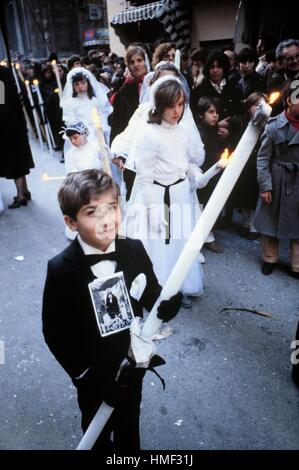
[188,163,208,190]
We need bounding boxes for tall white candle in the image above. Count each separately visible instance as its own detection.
[33,79,53,155]
[92,107,112,176]
[174,49,180,71]
[25,80,43,149]
[51,60,63,97]
[12,64,21,94]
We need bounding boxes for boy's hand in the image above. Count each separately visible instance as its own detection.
[261,191,272,204]
[157,292,183,322]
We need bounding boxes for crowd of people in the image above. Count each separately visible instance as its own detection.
[1,35,298,450]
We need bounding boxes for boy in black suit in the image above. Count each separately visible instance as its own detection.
[42,169,182,451]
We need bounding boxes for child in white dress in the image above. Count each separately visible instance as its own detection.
[61,67,112,145]
[64,122,103,174]
[125,77,205,304]
[63,122,103,240]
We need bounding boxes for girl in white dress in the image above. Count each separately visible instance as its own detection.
[125,77,205,303]
[61,67,112,145]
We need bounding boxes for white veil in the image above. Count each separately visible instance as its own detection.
[61,67,112,116]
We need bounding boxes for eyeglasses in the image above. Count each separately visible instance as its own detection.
[285,54,299,64]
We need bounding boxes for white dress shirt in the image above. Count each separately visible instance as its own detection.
[77,235,116,278]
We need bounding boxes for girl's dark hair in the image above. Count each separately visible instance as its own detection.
[67,55,81,70]
[148,80,185,125]
[58,169,120,220]
[72,72,95,99]
[237,47,258,66]
[149,63,180,85]
[65,129,80,137]
[203,51,230,79]
[197,96,221,118]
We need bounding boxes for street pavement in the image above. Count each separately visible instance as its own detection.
[0,141,298,450]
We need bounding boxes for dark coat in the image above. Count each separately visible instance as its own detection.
[238,71,266,99]
[0,66,34,179]
[196,122,225,205]
[42,236,162,449]
[42,236,161,386]
[254,112,299,239]
[190,77,244,119]
[109,81,140,145]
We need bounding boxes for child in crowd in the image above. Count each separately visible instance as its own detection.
[42,169,182,450]
[61,67,112,145]
[126,76,205,309]
[64,121,102,174]
[196,96,226,252]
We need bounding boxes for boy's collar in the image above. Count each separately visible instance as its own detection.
[77,235,115,255]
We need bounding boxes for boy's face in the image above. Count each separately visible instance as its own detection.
[70,133,86,147]
[64,190,120,251]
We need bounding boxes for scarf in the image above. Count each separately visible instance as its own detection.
[124,73,144,96]
[285,111,299,131]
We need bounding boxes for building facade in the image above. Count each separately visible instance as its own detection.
[0,0,109,60]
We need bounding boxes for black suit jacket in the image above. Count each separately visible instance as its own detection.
[42,237,161,395]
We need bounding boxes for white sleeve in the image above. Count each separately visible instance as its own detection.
[111,105,146,161]
[184,107,205,167]
[130,126,159,207]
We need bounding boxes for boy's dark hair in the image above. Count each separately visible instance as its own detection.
[203,51,230,79]
[148,80,185,124]
[237,47,258,66]
[58,170,120,220]
[72,72,95,99]
[197,96,221,117]
[67,55,81,70]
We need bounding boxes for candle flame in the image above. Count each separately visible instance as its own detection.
[33,79,39,86]
[16,63,20,70]
[54,88,60,93]
[43,172,64,181]
[221,148,230,160]
[25,80,29,86]
[268,91,280,105]
[51,60,57,66]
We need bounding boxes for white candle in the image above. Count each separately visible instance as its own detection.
[25,79,43,149]
[174,49,180,71]
[199,151,229,188]
[33,79,53,155]
[25,80,34,107]
[12,63,21,94]
[15,63,25,82]
[141,99,272,338]
[92,107,112,176]
[51,60,63,97]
